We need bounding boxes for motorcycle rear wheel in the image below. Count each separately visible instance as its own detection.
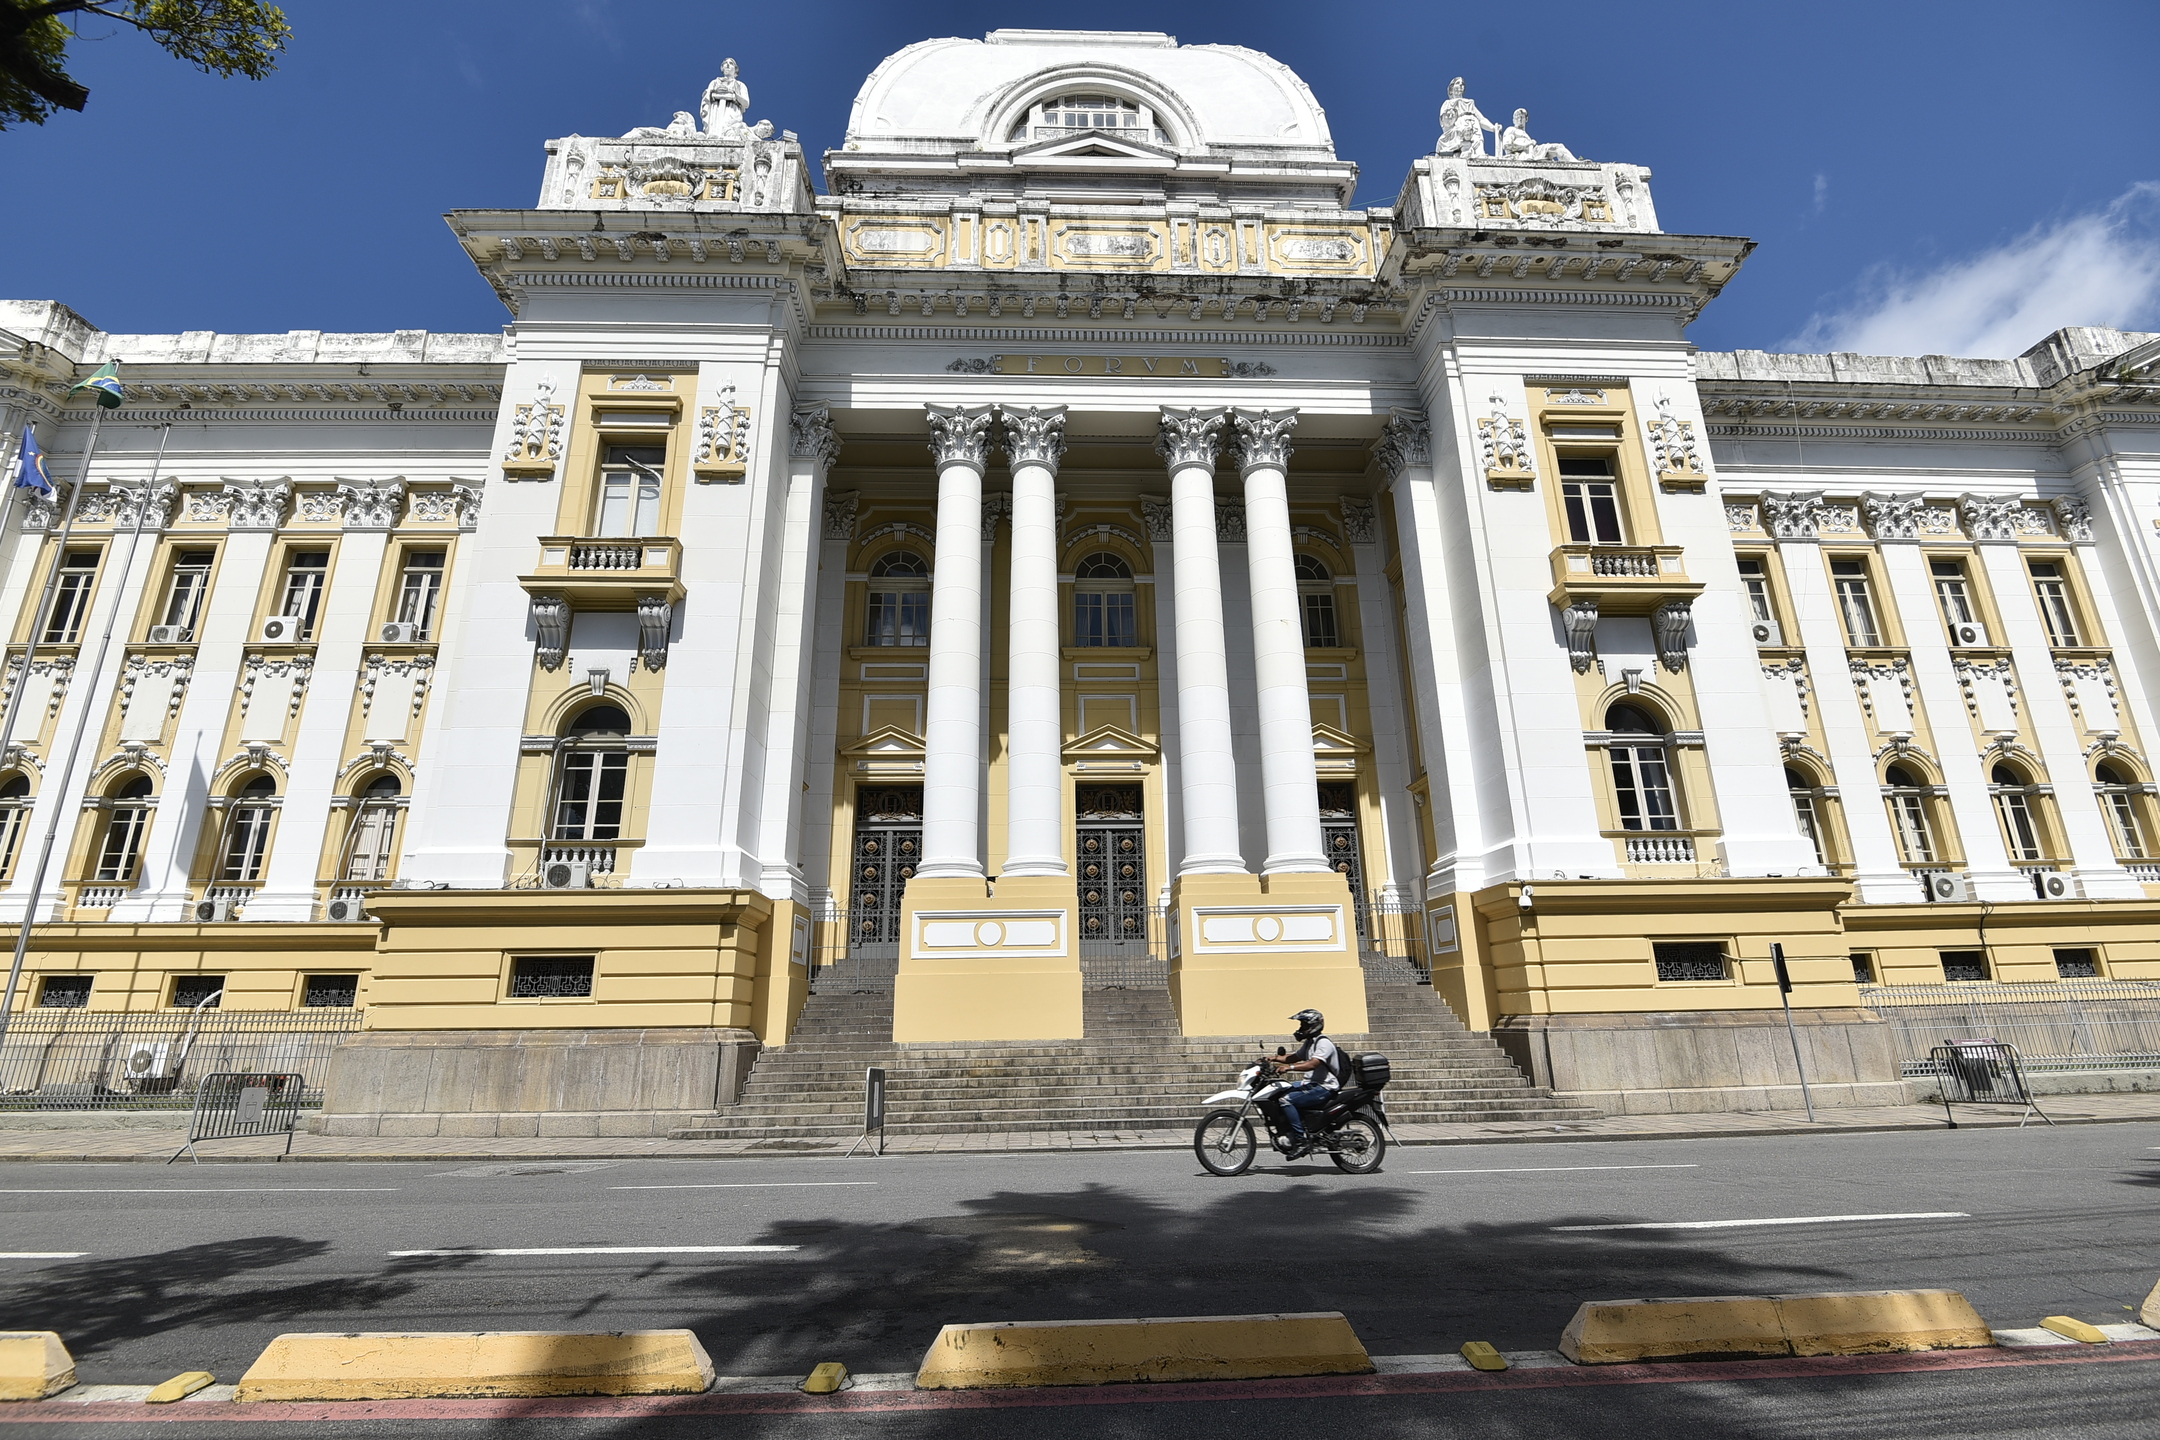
[1194,1110,1256,1176]
[1330,1115,1386,1174]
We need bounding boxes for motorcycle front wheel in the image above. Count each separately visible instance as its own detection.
[1330,1114,1386,1174]
[1194,1110,1257,1176]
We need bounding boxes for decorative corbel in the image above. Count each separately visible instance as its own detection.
[531,593,570,671]
[1561,597,1599,673]
[1652,599,1694,672]
[636,594,673,671]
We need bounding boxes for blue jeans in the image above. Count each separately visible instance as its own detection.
[1279,1083,1334,1138]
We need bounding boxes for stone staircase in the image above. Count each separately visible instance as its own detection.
[671,982,1599,1140]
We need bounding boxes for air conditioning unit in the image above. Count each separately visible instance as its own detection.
[121,1042,178,1082]
[260,615,300,643]
[1924,872,1972,903]
[379,621,423,643]
[147,624,190,644]
[323,896,371,922]
[541,859,592,890]
[192,897,239,923]
[1950,620,1990,648]
[1751,618,1783,646]
[2034,871,2078,900]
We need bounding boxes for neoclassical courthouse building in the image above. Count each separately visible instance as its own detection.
[2,30,2157,1127]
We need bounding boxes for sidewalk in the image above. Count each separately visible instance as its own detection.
[4,1092,2158,1162]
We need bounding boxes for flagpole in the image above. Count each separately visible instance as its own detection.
[0,412,101,806]
[0,414,154,1044]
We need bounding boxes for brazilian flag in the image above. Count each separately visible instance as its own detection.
[69,361,123,409]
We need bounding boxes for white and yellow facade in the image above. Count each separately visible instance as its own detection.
[3,30,2158,1120]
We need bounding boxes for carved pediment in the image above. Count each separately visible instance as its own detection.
[1312,722,1369,773]
[1009,132,1178,168]
[843,724,926,759]
[1061,724,1161,762]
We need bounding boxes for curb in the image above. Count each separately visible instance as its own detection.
[914,1313,1371,1389]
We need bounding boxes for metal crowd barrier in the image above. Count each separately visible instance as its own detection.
[1927,1041,2054,1129]
[170,1071,307,1162]
[1862,979,2160,1076]
[0,1009,359,1111]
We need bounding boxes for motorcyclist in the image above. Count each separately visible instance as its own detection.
[1270,1009,1341,1158]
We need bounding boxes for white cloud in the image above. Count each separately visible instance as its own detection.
[1812,173,1827,216]
[1788,183,2160,358]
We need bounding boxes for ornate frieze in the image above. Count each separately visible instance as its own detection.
[1215,500,1247,543]
[693,381,753,481]
[503,377,566,479]
[925,403,995,471]
[1759,490,1824,541]
[1476,395,1534,490]
[1230,408,1297,473]
[186,491,232,524]
[407,482,483,530]
[2058,658,2120,733]
[1724,503,1759,534]
[1644,395,1705,492]
[821,489,859,542]
[998,405,1068,470]
[1861,492,1925,542]
[1340,498,1377,546]
[223,480,291,531]
[81,483,176,532]
[238,654,313,717]
[1959,493,2021,543]
[979,491,1011,541]
[2051,496,2095,541]
[359,653,435,718]
[790,404,842,467]
[337,479,406,531]
[1140,496,1174,543]
[1373,408,1431,479]
[1155,406,1227,469]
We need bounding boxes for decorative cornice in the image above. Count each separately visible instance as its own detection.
[1156,406,1227,470]
[1230,408,1297,474]
[924,403,994,472]
[997,404,1067,471]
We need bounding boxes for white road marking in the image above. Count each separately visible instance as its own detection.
[0,1188,400,1194]
[1411,1164,1701,1175]
[608,1182,880,1190]
[387,1245,802,1257]
[1553,1211,1968,1232]
[0,1252,87,1259]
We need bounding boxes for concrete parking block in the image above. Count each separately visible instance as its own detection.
[234,1330,715,1401]
[0,1332,75,1401]
[914,1312,1372,1388]
[1560,1290,1993,1364]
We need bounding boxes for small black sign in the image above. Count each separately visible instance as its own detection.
[864,1066,886,1130]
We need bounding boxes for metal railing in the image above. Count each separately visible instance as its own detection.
[1353,894,1432,983]
[1861,979,2160,1076]
[806,908,899,994]
[1079,903,1171,990]
[1,1008,361,1110]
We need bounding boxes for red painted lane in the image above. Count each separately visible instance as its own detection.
[9,1342,2158,1424]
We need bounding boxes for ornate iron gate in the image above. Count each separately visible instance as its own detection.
[1319,781,1368,903]
[819,785,920,992]
[1076,784,1164,988]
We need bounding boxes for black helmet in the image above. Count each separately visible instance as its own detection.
[1291,1009,1325,1041]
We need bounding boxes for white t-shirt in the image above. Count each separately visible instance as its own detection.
[1293,1036,1342,1091]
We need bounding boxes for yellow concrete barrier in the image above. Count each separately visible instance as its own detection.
[1560,1290,1994,1364]
[802,1361,848,1394]
[2142,1277,2160,1330]
[145,1371,215,1404]
[914,1313,1372,1389]
[0,1332,75,1402]
[2040,1316,2108,1344]
[1459,1340,1508,1372]
[234,1331,715,1401]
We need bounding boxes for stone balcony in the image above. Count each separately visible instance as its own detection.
[518,535,685,610]
[1547,543,1703,616]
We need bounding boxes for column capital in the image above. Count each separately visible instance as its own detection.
[997,404,1067,471]
[1374,407,1431,478]
[980,490,1011,540]
[790,403,843,467]
[1230,407,1298,474]
[1140,495,1175,542]
[1155,406,1227,469]
[926,403,995,473]
[821,488,858,541]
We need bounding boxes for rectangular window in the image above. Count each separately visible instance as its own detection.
[278,550,330,639]
[344,802,399,881]
[0,804,26,882]
[42,551,99,643]
[2053,948,2099,979]
[1558,455,1624,544]
[595,444,665,538]
[1608,744,1678,831]
[2029,561,2082,646]
[395,550,446,638]
[1939,949,1989,983]
[158,549,215,637]
[1791,790,1825,864]
[1299,591,1339,649]
[1889,794,1935,863]
[1931,559,1976,627]
[301,974,359,1008]
[509,955,596,999]
[1994,790,2043,862]
[1736,557,1774,623]
[1850,952,1875,985]
[95,805,150,882]
[37,974,91,1008]
[221,804,276,882]
[865,590,930,646]
[1830,560,1881,646]
[1653,942,1726,982]
[1073,591,1137,647]
[553,751,628,840]
[2103,790,2146,859]
[169,975,225,1009]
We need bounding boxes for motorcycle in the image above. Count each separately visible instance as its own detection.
[1192,1049,1391,1176]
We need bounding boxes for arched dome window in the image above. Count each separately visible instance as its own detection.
[1012,93,1154,144]
[93,774,155,884]
[1988,761,2047,863]
[2095,761,2151,860]
[1072,551,1136,647]
[553,704,632,843]
[0,773,27,883]
[1295,555,1339,648]
[1786,766,1827,866]
[1882,764,1940,864]
[343,774,404,883]
[220,774,279,882]
[1604,704,1677,832]
[866,549,930,647]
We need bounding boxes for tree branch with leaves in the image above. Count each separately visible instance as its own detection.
[0,0,289,130]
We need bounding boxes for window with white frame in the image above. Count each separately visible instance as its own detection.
[2094,761,2148,860]
[93,775,154,883]
[0,773,28,883]
[157,549,214,638]
[220,774,278,882]
[395,550,446,638]
[1605,703,1679,832]
[43,551,98,643]
[1295,555,1340,648]
[278,550,329,639]
[1988,762,2046,862]
[595,443,665,538]
[343,773,402,882]
[1786,766,1827,865]
[865,550,930,647]
[1831,558,1882,646]
[1931,558,1977,631]
[1882,764,1937,863]
[1016,93,1154,143]
[1558,455,1625,544]
[552,704,631,842]
[2029,560,2083,647]
[1071,551,1137,648]
[1737,556,1775,625]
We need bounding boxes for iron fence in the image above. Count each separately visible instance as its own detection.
[1354,895,1432,983]
[1080,904,1171,990]
[0,1008,361,1111]
[806,908,899,994]
[1861,979,2160,1076]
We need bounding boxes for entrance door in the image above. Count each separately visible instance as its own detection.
[832,785,920,990]
[1318,781,1367,900]
[1076,784,1162,987]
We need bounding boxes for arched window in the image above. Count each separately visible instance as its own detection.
[343,774,402,882]
[1883,764,1938,863]
[1014,93,1155,143]
[1296,555,1340,649]
[2095,761,2149,860]
[220,774,279,882]
[553,704,631,842]
[1072,551,1136,647]
[0,773,28,882]
[1605,703,1678,832]
[94,775,154,883]
[865,550,930,647]
[1989,762,2047,862]
[1786,766,1827,865]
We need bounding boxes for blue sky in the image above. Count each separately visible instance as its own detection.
[4,0,2156,357]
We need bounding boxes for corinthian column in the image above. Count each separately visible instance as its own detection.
[998,405,1068,877]
[1158,407,1246,875]
[918,404,994,879]
[1234,407,1328,874]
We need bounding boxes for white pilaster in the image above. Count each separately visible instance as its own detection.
[999,405,1067,877]
[797,488,855,908]
[1158,407,1245,876]
[1142,496,1184,888]
[1344,499,1421,899]
[917,404,991,880]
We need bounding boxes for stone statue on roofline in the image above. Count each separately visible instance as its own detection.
[622,110,699,141]
[1436,77,1500,158]
[1501,108,1579,163]
[702,57,751,137]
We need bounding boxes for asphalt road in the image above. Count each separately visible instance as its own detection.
[2,1123,2157,1436]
